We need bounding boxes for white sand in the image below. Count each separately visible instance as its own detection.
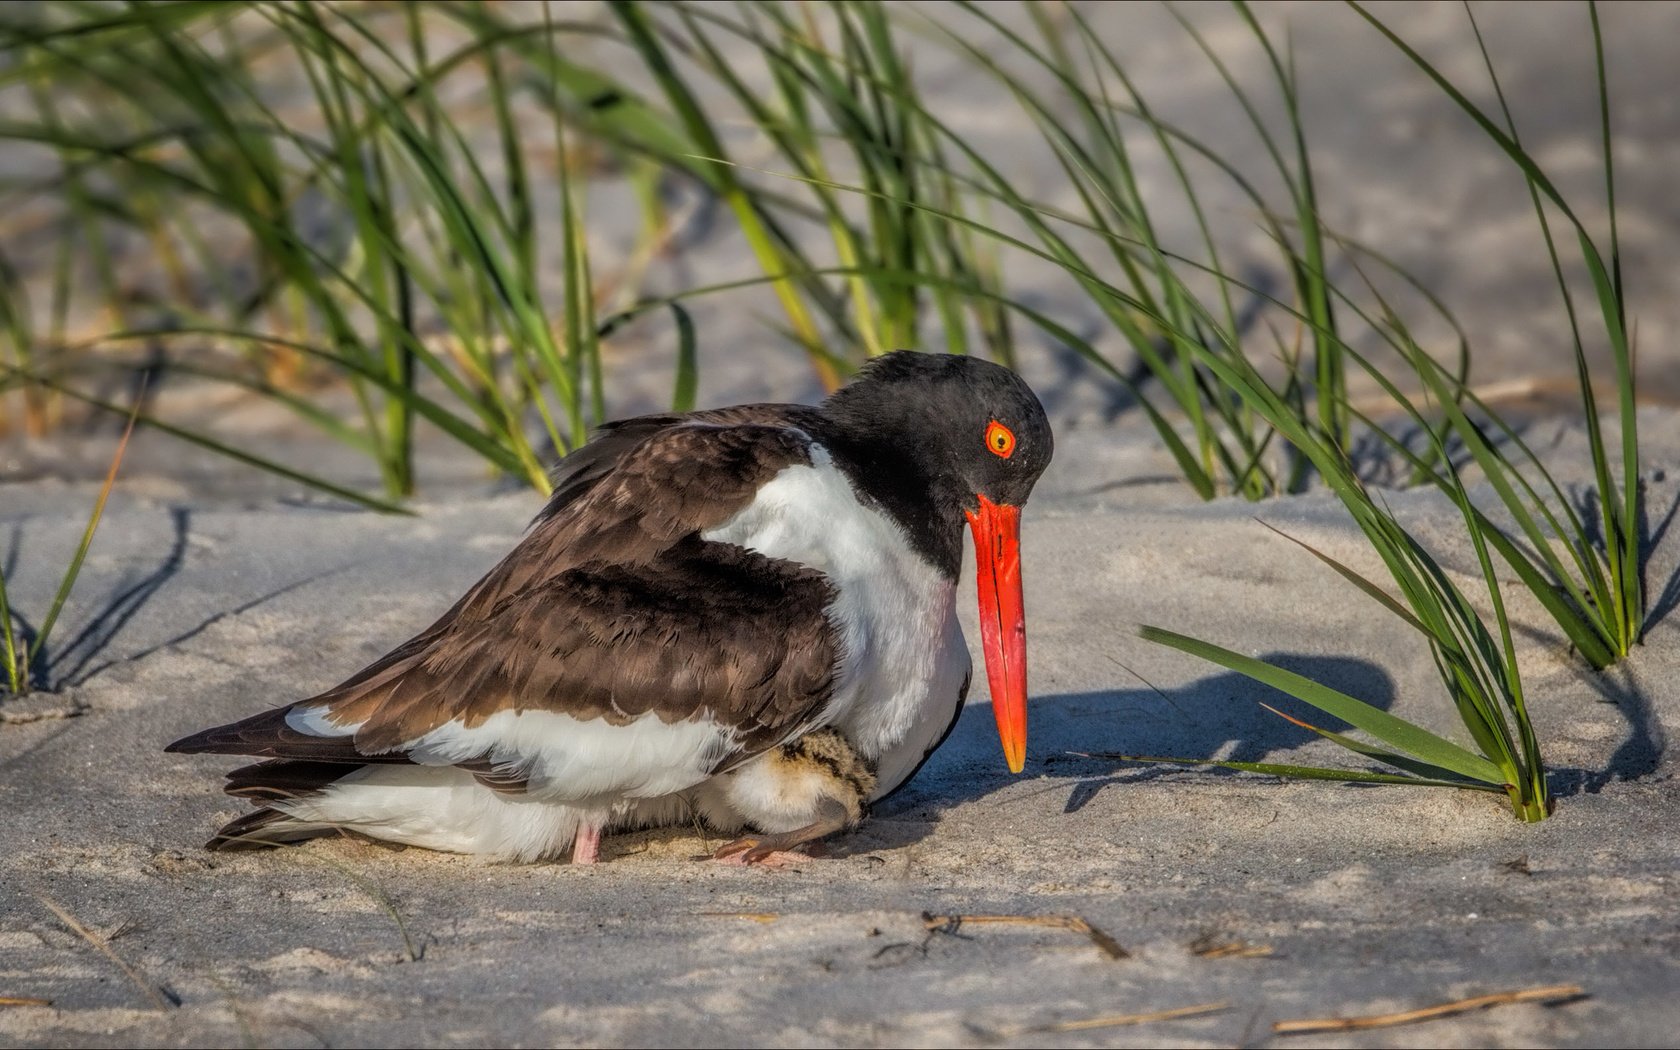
[5,4,1680,1047]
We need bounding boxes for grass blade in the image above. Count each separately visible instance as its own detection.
[1139,625,1505,785]
[669,302,698,413]
[1256,520,1428,634]
[24,388,142,689]
[1082,752,1504,792]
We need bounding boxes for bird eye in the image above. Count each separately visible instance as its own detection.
[984,420,1016,459]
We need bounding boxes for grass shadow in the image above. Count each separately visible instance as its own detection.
[49,507,192,690]
[867,653,1396,848]
[1641,477,1680,632]
[1549,663,1667,798]
[76,565,346,687]
[4,508,192,694]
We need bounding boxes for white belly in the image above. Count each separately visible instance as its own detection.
[701,446,971,797]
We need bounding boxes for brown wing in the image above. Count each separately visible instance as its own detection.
[171,412,839,778]
[327,536,838,755]
[263,405,825,712]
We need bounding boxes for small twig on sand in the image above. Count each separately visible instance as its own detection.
[37,895,173,1010]
[1190,933,1274,959]
[283,847,423,963]
[0,997,53,1008]
[922,913,1129,960]
[698,912,780,923]
[1007,1001,1230,1036]
[1273,984,1586,1035]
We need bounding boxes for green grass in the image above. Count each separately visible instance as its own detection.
[0,394,138,696]
[1353,0,1644,663]
[1134,306,1552,821]
[0,2,677,501]
[1127,0,1641,820]
[0,1,1453,503]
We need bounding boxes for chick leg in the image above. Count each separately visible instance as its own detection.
[711,729,876,866]
[712,797,852,865]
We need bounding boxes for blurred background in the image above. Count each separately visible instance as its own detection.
[1,1,1673,503]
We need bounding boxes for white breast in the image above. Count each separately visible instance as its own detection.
[701,445,971,795]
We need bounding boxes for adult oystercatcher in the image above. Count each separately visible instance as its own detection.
[167,351,1053,864]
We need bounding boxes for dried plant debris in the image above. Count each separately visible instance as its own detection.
[0,697,88,724]
[922,912,1129,960]
[1007,1001,1230,1036]
[696,910,1128,961]
[1273,984,1586,1035]
[698,912,780,923]
[1189,932,1274,959]
[37,895,175,1011]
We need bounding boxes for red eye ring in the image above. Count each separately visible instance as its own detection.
[985,420,1016,459]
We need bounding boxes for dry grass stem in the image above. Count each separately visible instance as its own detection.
[37,895,172,1010]
[0,997,53,1008]
[1190,934,1274,959]
[1273,983,1586,1034]
[1014,1001,1230,1035]
[280,846,422,963]
[922,913,1129,960]
[698,912,780,923]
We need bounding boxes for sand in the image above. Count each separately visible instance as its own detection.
[5,4,1680,1048]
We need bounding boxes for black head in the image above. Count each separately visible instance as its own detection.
[816,351,1054,576]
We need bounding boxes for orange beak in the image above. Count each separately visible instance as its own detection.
[965,495,1028,774]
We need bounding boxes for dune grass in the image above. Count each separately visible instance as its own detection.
[1132,1,1639,819]
[1355,0,1644,663]
[0,0,1387,501]
[0,2,683,500]
[0,396,138,697]
[1135,316,1553,821]
[931,0,1347,500]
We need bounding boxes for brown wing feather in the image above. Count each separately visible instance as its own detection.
[337,537,838,755]
[173,410,841,778]
[165,705,408,762]
[293,406,822,708]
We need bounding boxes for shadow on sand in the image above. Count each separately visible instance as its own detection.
[862,654,1395,852]
[863,645,1669,852]
[2,507,191,692]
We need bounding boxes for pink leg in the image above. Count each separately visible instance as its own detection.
[571,822,602,865]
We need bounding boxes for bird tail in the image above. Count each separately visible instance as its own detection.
[203,759,361,852]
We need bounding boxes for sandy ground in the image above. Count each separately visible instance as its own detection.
[3,414,1679,1048]
[5,3,1680,1048]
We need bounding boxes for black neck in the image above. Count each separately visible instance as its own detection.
[809,414,964,581]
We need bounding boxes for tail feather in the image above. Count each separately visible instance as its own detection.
[166,706,405,764]
[206,807,335,851]
[224,758,360,802]
[174,711,564,859]
[198,759,363,851]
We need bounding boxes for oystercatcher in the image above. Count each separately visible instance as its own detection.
[167,351,1053,863]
